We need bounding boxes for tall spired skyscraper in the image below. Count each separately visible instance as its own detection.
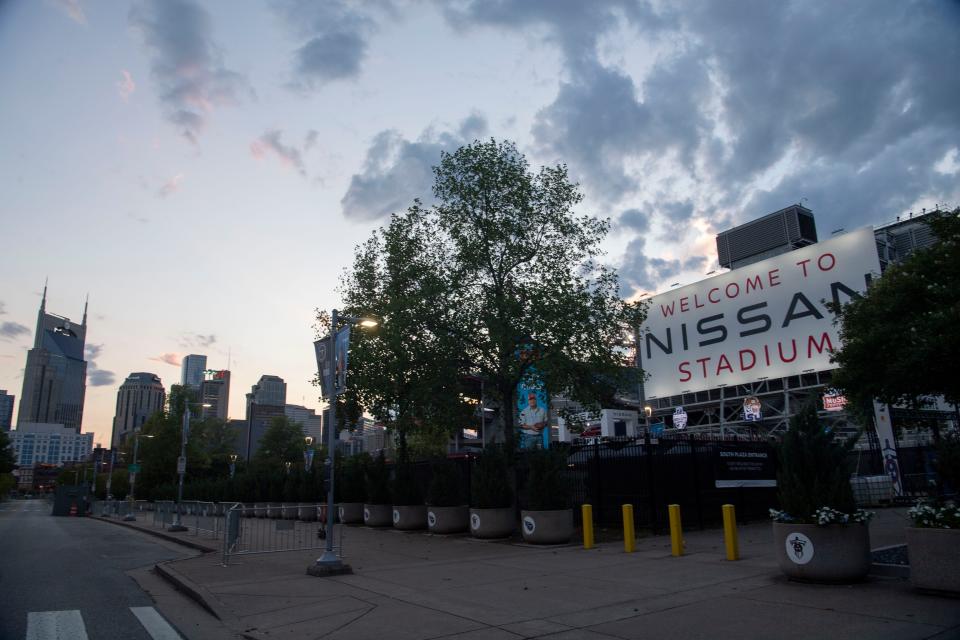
[17,284,88,432]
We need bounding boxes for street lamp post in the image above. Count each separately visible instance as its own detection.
[169,401,210,532]
[309,308,377,576]
[229,454,238,479]
[123,433,153,521]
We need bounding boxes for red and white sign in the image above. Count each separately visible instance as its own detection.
[823,393,848,412]
[640,227,880,398]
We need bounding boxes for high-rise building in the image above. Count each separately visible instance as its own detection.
[180,354,207,390]
[18,285,88,432]
[9,422,94,466]
[244,375,287,459]
[111,372,166,447]
[0,389,14,431]
[284,404,321,441]
[200,370,231,421]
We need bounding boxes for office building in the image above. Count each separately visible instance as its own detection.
[18,286,88,432]
[200,370,231,420]
[284,404,321,441]
[0,389,13,431]
[9,422,94,466]
[180,354,207,390]
[111,372,166,448]
[244,375,287,460]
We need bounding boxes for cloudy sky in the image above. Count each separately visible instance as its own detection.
[1,0,957,447]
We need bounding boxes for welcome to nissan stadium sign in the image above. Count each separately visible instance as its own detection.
[640,227,881,399]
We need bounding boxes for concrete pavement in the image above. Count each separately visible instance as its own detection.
[120,507,960,640]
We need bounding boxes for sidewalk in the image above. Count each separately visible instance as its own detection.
[146,508,959,640]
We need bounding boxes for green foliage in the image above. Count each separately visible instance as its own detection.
[934,430,960,494]
[254,417,306,470]
[776,403,856,522]
[391,462,422,506]
[471,445,513,508]
[522,447,571,510]
[832,209,960,411]
[0,430,16,474]
[336,139,644,453]
[337,454,368,503]
[0,473,14,498]
[427,459,464,507]
[365,452,391,504]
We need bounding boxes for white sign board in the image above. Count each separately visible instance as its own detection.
[640,227,880,398]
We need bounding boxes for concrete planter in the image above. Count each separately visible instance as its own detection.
[521,509,574,544]
[469,507,514,539]
[907,527,960,594]
[298,504,317,521]
[428,505,469,534]
[338,502,364,524]
[267,503,282,519]
[281,503,299,519]
[393,505,427,530]
[773,522,871,583]
[363,503,392,527]
[254,502,268,518]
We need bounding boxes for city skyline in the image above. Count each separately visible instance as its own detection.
[1,0,957,448]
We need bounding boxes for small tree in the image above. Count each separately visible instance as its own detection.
[427,459,464,507]
[471,445,513,509]
[522,447,571,511]
[365,452,391,504]
[776,403,857,521]
[337,454,368,503]
[392,462,423,506]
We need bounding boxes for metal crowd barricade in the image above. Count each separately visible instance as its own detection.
[221,503,339,566]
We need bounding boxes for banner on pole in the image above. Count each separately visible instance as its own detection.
[314,336,333,399]
[872,400,903,496]
[335,326,351,393]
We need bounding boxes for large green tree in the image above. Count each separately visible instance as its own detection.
[337,139,644,451]
[831,209,960,412]
[254,417,306,470]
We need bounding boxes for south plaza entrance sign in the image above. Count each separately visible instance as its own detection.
[640,227,881,399]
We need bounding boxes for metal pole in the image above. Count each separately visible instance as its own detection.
[169,405,190,531]
[480,378,485,445]
[319,309,339,564]
[123,436,140,521]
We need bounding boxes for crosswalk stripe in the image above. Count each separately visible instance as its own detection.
[130,606,182,640]
[26,610,89,640]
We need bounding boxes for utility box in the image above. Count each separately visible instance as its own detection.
[600,410,639,438]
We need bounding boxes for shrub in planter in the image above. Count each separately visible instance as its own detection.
[470,445,514,538]
[392,463,426,530]
[771,403,872,583]
[363,452,392,526]
[520,447,573,544]
[906,494,960,593]
[337,454,367,524]
[427,460,468,533]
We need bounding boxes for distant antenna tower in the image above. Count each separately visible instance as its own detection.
[227,346,232,371]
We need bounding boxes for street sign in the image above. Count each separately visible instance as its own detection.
[177,456,186,474]
[127,464,140,473]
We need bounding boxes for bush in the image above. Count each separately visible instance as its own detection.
[338,454,368,503]
[522,447,571,510]
[365,452,391,504]
[427,460,464,507]
[392,463,423,505]
[776,402,857,523]
[934,430,960,496]
[471,445,513,509]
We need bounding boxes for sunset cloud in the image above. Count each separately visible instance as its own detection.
[158,173,184,198]
[117,70,136,101]
[149,352,182,367]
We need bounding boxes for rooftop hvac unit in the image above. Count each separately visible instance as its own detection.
[716,204,818,270]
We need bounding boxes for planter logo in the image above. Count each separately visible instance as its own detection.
[338,506,345,519]
[363,508,370,521]
[428,512,437,528]
[393,509,401,524]
[786,532,814,564]
[523,516,536,535]
[470,513,481,530]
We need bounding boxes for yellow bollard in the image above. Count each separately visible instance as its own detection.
[722,504,739,561]
[582,504,595,550]
[668,504,683,557]
[622,504,636,553]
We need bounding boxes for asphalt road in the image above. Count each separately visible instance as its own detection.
[0,498,188,639]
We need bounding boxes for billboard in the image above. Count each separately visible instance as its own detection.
[640,227,881,398]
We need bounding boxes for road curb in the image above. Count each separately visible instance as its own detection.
[91,515,219,553]
[153,560,223,620]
